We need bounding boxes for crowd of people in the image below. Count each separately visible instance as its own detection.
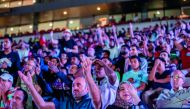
[0,20,190,109]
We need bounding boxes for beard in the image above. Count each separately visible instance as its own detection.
[72,89,86,100]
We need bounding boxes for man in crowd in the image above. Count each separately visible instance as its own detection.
[143,57,172,108]
[174,35,190,70]
[93,59,119,109]
[122,56,148,93]
[59,29,78,58]
[156,70,190,108]
[129,44,148,73]
[0,35,21,86]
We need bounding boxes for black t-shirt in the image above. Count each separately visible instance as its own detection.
[59,39,77,58]
[60,39,76,50]
[94,45,103,59]
[152,70,172,90]
[0,51,20,74]
[0,51,21,86]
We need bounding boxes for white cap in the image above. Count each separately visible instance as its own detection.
[0,73,13,83]
[63,29,72,35]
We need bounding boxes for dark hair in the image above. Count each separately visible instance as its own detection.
[16,88,28,108]
[4,34,13,43]
[130,44,139,50]
[155,57,166,64]
[50,56,60,63]
[129,55,141,63]
[160,50,170,57]
[103,50,110,57]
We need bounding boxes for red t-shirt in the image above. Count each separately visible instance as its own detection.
[180,48,190,69]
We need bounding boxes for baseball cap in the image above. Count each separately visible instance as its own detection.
[63,29,72,35]
[0,73,13,83]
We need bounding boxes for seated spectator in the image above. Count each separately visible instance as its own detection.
[143,57,172,108]
[13,40,30,63]
[93,59,119,109]
[129,44,148,73]
[0,35,21,86]
[122,56,148,93]
[87,47,96,60]
[159,51,176,71]
[174,35,190,70]
[103,26,121,60]
[0,73,15,108]
[107,81,147,109]
[59,29,79,58]
[11,88,28,109]
[156,70,190,108]
[42,57,71,100]
[114,45,130,79]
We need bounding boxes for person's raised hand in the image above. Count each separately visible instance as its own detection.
[112,25,116,34]
[35,64,41,75]
[18,71,33,86]
[127,83,138,97]
[81,57,92,77]
[97,27,102,34]
[154,58,161,66]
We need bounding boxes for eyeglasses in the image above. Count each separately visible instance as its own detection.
[171,75,184,80]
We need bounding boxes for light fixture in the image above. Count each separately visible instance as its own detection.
[156,11,160,15]
[10,28,14,31]
[49,23,53,27]
[33,0,36,3]
[18,2,22,5]
[4,4,8,7]
[97,7,101,11]
[69,20,73,24]
[2,0,5,2]
[29,25,33,29]
[76,27,80,30]
[63,11,68,15]
[183,0,186,1]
